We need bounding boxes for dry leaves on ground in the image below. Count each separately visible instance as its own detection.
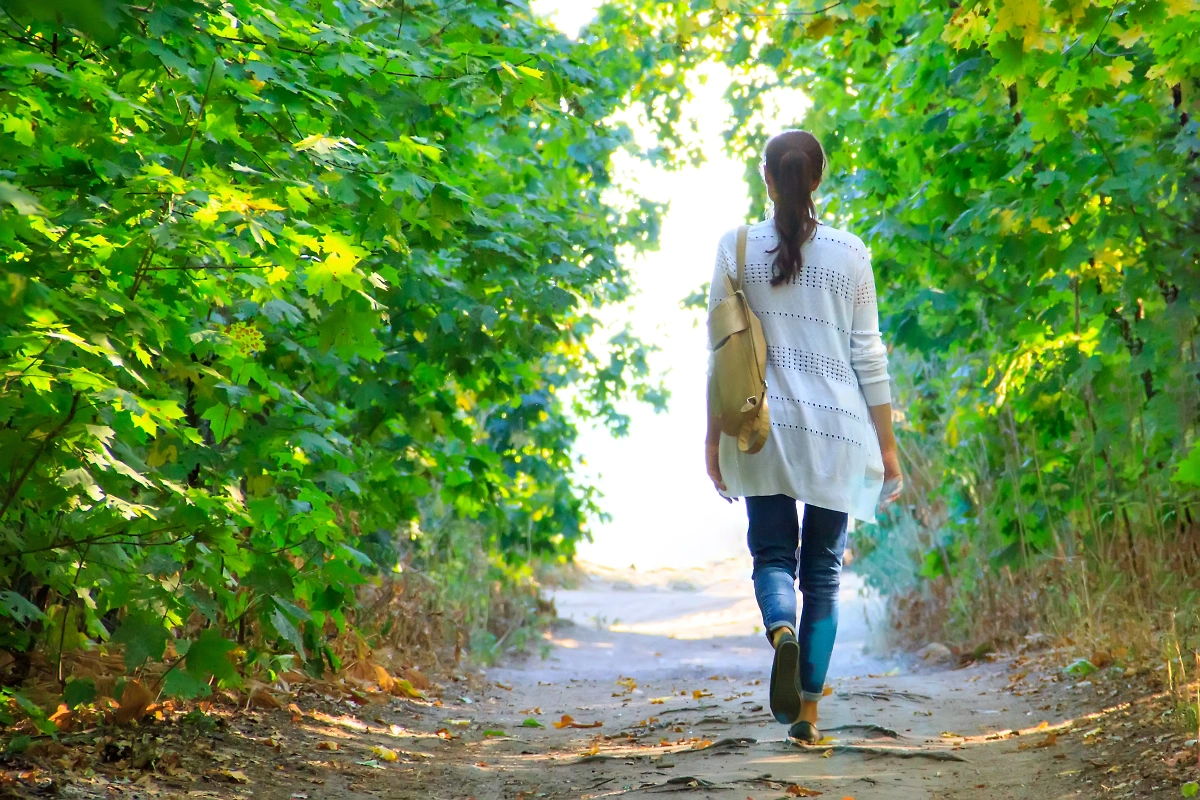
[552,715,602,729]
[1018,733,1058,751]
[115,680,154,724]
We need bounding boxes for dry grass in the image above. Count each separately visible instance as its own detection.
[857,361,1200,716]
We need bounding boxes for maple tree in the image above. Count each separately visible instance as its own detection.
[609,0,1198,635]
[0,0,669,718]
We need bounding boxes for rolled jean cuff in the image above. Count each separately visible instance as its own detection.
[801,689,824,702]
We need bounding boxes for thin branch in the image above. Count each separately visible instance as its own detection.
[738,1,845,17]
[128,61,219,301]
[200,30,319,56]
[1085,5,1118,60]
[177,61,219,179]
[0,343,53,394]
[0,392,81,520]
[4,528,191,558]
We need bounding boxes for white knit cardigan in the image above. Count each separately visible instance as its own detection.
[708,220,891,522]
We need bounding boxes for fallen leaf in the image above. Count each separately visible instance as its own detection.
[116,680,153,724]
[219,770,251,784]
[822,686,833,697]
[650,697,670,704]
[821,748,833,758]
[288,702,304,721]
[483,730,506,738]
[402,667,431,691]
[390,678,424,699]
[692,689,713,699]
[940,731,963,739]
[435,729,454,740]
[786,785,822,796]
[553,714,601,729]
[47,704,73,732]
[247,684,282,710]
[371,746,399,762]
[1063,658,1097,677]
[494,682,513,691]
[316,741,340,751]
[519,718,544,728]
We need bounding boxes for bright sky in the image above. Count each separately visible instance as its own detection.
[530,1,810,569]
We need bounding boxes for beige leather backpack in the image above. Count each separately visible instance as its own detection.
[707,225,770,454]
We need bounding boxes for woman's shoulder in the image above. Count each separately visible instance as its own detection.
[717,220,775,251]
[811,223,869,261]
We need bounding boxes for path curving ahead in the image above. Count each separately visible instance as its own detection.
[463,559,1087,800]
[133,559,1105,800]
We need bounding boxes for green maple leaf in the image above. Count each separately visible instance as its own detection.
[185,629,238,684]
[270,609,306,658]
[200,404,246,443]
[112,611,169,671]
[64,678,96,708]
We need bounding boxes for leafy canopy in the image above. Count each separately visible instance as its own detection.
[0,0,668,697]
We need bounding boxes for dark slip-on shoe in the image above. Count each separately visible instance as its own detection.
[769,630,801,724]
[788,719,821,744]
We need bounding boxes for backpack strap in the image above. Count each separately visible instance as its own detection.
[735,225,749,292]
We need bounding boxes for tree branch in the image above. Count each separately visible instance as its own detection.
[0,392,81,521]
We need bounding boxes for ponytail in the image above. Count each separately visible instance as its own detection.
[763,130,825,286]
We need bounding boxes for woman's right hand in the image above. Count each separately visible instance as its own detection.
[705,440,731,501]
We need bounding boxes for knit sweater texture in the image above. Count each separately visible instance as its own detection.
[708,220,891,522]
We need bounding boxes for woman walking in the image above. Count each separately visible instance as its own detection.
[705,130,902,743]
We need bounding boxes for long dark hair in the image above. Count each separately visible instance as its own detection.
[763,130,825,286]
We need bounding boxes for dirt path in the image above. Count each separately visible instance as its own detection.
[19,560,1133,800]
[412,560,1089,799]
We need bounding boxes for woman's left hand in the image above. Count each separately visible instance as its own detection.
[705,441,731,501]
[878,448,903,511]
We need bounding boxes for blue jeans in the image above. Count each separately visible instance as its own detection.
[746,495,847,702]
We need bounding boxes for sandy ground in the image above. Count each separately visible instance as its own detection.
[462,558,1090,799]
[23,558,1161,800]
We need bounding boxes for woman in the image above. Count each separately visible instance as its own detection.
[705,130,902,743]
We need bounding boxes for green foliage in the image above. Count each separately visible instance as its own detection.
[758,0,1199,590]
[615,0,1199,623]
[0,0,667,706]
